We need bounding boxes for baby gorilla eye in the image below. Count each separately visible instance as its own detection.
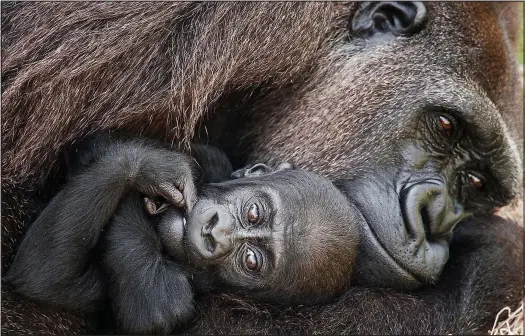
[244,248,260,271]
[247,203,259,223]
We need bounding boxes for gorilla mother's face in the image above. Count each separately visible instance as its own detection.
[242,2,522,289]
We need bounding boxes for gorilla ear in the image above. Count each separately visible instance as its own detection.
[351,2,426,38]
[231,163,273,179]
[230,162,295,179]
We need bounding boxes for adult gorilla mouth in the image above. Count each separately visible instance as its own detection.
[343,178,463,290]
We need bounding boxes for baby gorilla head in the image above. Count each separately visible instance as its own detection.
[158,164,363,304]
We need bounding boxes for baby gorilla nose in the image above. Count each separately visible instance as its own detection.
[199,208,234,259]
[401,180,464,239]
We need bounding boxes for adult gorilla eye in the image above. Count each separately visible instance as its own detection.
[244,248,259,271]
[247,204,259,223]
[438,115,453,135]
[468,173,484,190]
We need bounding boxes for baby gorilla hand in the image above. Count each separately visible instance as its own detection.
[110,260,195,335]
[123,143,199,212]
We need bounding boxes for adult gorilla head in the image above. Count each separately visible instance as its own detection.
[209,2,523,289]
[1,2,523,334]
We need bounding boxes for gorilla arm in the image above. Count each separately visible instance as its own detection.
[5,138,198,311]
[185,215,523,334]
[102,194,194,335]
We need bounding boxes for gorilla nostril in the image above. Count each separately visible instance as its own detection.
[203,235,216,253]
[209,212,218,228]
[419,206,432,237]
[201,212,220,255]
[200,209,234,259]
[202,213,219,235]
[402,181,460,239]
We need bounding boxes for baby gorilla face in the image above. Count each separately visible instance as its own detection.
[159,167,364,303]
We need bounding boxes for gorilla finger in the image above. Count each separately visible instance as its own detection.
[176,179,197,213]
[144,197,158,215]
[184,187,197,213]
[143,197,170,216]
[158,183,185,208]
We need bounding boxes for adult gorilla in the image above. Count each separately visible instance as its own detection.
[2,2,523,335]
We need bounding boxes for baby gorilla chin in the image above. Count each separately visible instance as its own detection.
[159,168,364,304]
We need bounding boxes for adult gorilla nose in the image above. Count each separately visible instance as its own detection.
[401,180,464,239]
[200,208,234,259]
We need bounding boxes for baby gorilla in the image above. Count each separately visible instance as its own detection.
[6,135,361,335]
[104,159,361,334]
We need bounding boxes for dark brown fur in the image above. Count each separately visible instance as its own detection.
[1,2,523,335]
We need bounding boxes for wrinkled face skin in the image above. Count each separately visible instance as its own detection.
[158,169,360,303]
[216,3,523,289]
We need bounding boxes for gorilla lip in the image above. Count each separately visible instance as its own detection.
[357,207,423,285]
[345,188,449,287]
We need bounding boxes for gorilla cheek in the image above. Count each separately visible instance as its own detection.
[158,208,187,260]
